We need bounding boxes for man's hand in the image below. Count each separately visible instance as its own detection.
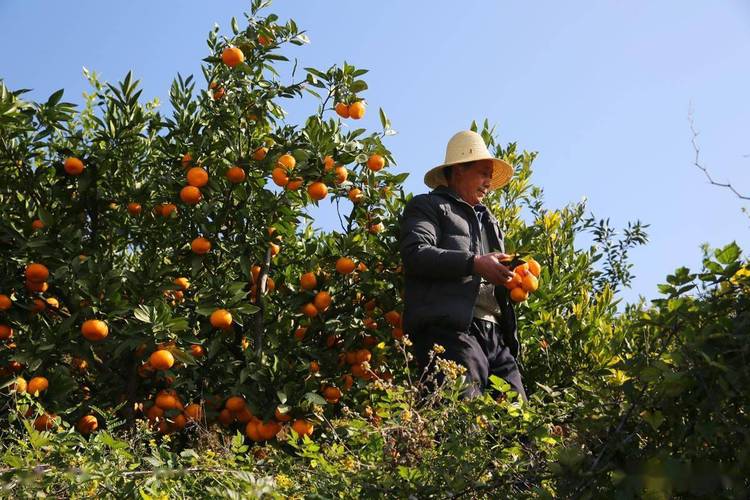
[472,252,515,285]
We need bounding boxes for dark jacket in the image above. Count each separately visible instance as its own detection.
[399,186,519,358]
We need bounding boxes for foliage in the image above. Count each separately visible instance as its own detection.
[1,2,749,498]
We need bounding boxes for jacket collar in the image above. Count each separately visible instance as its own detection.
[431,185,499,225]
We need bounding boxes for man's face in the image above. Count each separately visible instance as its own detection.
[450,160,494,206]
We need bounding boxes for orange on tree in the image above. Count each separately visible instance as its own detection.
[286,177,303,191]
[335,257,356,274]
[225,395,246,412]
[349,101,366,119]
[81,319,109,341]
[392,327,404,340]
[292,418,314,437]
[187,167,209,187]
[334,166,348,184]
[323,386,342,404]
[45,297,59,309]
[77,415,98,435]
[271,167,289,186]
[12,377,27,394]
[221,46,245,67]
[31,219,45,230]
[190,344,205,358]
[323,155,335,171]
[0,325,13,340]
[276,153,296,171]
[127,202,142,216]
[309,360,320,373]
[307,181,328,201]
[510,287,529,303]
[356,349,372,363]
[28,376,49,395]
[150,350,175,371]
[210,308,233,330]
[180,185,202,204]
[269,242,281,256]
[313,290,332,312]
[64,157,84,176]
[174,277,190,290]
[218,408,235,427]
[258,34,272,47]
[155,391,181,410]
[0,294,12,310]
[226,166,246,183]
[253,146,268,160]
[294,326,307,341]
[503,272,522,290]
[30,298,46,313]
[191,237,211,255]
[184,403,202,422]
[172,413,187,431]
[234,405,254,423]
[275,407,292,422]
[367,154,385,172]
[34,413,57,431]
[368,222,385,234]
[181,153,192,168]
[520,273,539,293]
[245,418,263,441]
[25,280,48,292]
[257,419,282,440]
[300,272,317,291]
[348,187,364,203]
[334,102,350,118]
[301,302,318,318]
[25,263,49,283]
[341,374,354,391]
[213,87,225,100]
[384,310,401,327]
[527,258,541,277]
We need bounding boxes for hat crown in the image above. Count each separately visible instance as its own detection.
[444,130,492,165]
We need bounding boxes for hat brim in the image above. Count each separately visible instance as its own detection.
[424,157,514,190]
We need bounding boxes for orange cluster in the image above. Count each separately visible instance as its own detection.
[144,389,203,434]
[502,258,542,302]
[334,101,366,120]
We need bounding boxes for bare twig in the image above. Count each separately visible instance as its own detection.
[689,110,749,201]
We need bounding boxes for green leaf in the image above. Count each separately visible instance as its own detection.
[133,306,151,323]
[304,392,327,406]
[715,242,741,265]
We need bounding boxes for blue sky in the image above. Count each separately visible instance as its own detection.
[1,1,748,305]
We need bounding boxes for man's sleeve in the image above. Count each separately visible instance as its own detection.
[399,195,475,279]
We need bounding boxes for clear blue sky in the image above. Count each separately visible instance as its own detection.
[2,1,749,305]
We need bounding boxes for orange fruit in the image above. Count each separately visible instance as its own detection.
[323,155,335,171]
[301,302,318,318]
[181,153,192,168]
[25,280,48,293]
[213,87,225,100]
[392,327,404,340]
[155,391,181,410]
[384,310,401,327]
[307,181,328,201]
[190,345,205,358]
[245,419,262,441]
[520,274,539,293]
[179,185,202,204]
[277,154,296,171]
[335,257,356,274]
[127,202,142,216]
[234,406,254,423]
[334,166,348,184]
[275,407,292,422]
[253,147,268,161]
[258,34,272,46]
[31,219,45,230]
[335,102,350,118]
[366,154,385,172]
[257,419,282,440]
[356,349,372,363]
[25,263,49,283]
[313,291,332,312]
[187,167,209,187]
[527,258,541,278]
[286,177,303,191]
[503,272,522,290]
[348,188,364,203]
[309,360,320,373]
[218,408,235,427]
[349,101,366,119]
[12,377,27,394]
[269,242,281,256]
[221,46,245,68]
[34,413,57,431]
[513,263,530,276]
[171,413,187,431]
[226,166,246,183]
[156,203,178,217]
[64,157,84,175]
[292,419,315,437]
[271,167,289,186]
[0,325,13,340]
[45,297,59,309]
[150,350,175,371]
[191,237,211,255]
[0,294,12,310]
[174,277,190,290]
[341,374,354,392]
[300,272,317,291]
[510,287,529,303]
[225,395,246,412]
[184,403,202,422]
[81,319,109,341]
[30,298,46,313]
[294,326,307,341]
[71,357,88,372]
[28,376,49,395]
[210,308,233,330]
[250,265,262,283]
[323,386,342,404]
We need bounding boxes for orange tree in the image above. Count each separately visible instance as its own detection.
[0,1,406,441]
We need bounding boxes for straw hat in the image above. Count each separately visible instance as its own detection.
[424,130,514,190]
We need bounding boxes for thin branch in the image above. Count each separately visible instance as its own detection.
[689,110,749,201]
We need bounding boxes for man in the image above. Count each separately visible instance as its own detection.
[399,130,527,401]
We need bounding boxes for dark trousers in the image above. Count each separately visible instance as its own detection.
[411,317,527,401]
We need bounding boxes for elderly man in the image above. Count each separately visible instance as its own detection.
[399,130,526,401]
